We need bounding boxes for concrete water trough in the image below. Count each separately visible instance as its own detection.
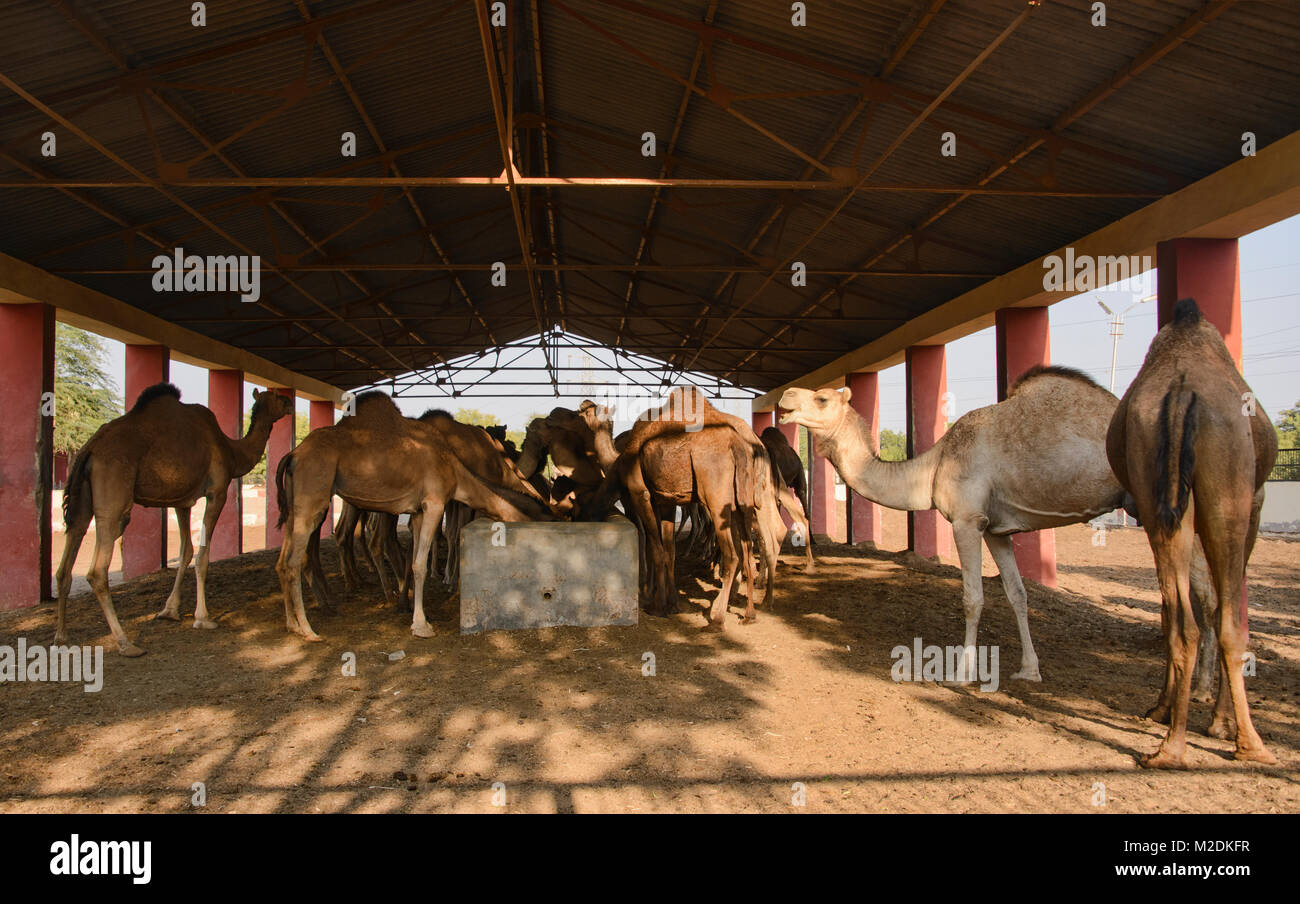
[458,518,639,634]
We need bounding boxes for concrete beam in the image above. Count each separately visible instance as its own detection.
[0,251,346,405]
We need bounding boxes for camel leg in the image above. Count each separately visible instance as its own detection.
[191,490,224,629]
[1209,486,1266,740]
[984,532,1041,682]
[87,508,145,657]
[410,504,442,638]
[334,503,362,591]
[1188,543,1218,703]
[1141,523,1199,769]
[950,518,987,683]
[365,514,399,605]
[736,511,758,624]
[274,506,324,642]
[157,506,195,622]
[1204,502,1274,764]
[303,510,335,612]
[777,485,815,572]
[54,499,92,646]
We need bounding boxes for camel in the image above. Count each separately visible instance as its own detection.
[780,367,1134,682]
[55,383,294,655]
[605,388,783,625]
[759,426,816,572]
[515,409,606,503]
[1107,298,1277,768]
[274,393,552,640]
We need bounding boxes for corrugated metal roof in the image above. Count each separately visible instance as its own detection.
[0,0,1297,392]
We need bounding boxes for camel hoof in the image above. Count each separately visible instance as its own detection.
[155,609,181,622]
[1011,668,1041,682]
[54,632,68,646]
[299,631,323,643]
[1234,746,1278,765]
[1206,718,1233,739]
[192,618,218,630]
[740,614,757,626]
[118,643,147,658]
[1139,750,1187,770]
[1145,705,1171,724]
[411,623,436,638]
[702,620,726,633]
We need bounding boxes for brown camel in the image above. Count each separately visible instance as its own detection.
[759,426,816,572]
[1107,298,1277,768]
[55,383,294,655]
[515,409,605,501]
[274,393,552,640]
[612,388,781,625]
[782,367,1136,681]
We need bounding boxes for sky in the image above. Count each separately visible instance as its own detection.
[101,213,1299,438]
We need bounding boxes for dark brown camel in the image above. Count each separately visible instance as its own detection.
[1107,298,1278,768]
[760,426,816,571]
[55,383,293,655]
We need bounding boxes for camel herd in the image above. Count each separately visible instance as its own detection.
[52,298,1276,769]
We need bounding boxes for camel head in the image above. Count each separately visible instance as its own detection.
[778,386,850,435]
[578,399,614,435]
[515,418,551,478]
[251,388,296,426]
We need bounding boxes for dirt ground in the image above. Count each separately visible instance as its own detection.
[2,510,1297,813]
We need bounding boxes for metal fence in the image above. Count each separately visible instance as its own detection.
[1270,447,1300,482]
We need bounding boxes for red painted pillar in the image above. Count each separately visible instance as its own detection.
[778,420,798,450]
[1157,237,1247,634]
[996,307,1058,587]
[846,371,882,547]
[264,388,296,549]
[310,399,335,537]
[751,410,774,435]
[207,369,243,561]
[1157,238,1242,367]
[122,344,169,579]
[810,436,845,543]
[0,303,54,609]
[906,345,950,560]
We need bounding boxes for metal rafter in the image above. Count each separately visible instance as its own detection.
[723,0,1241,381]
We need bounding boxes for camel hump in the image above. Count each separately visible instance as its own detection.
[130,382,181,413]
[1008,364,1101,396]
[350,391,403,421]
[1172,297,1202,326]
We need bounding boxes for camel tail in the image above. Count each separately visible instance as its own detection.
[274,451,294,529]
[1155,380,1198,533]
[62,442,95,527]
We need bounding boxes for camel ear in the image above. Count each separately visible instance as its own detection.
[840,386,852,403]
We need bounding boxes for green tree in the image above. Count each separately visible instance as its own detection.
[878,428,906,461]
[1276,400,1299,447]
[453,407,499,427]
[53,324,121,457]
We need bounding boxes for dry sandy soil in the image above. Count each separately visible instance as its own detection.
[2,511,1297,814]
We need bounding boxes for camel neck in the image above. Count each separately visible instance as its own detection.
[592,427,619,471]
[230,407,280,477]
[815,406,938,512]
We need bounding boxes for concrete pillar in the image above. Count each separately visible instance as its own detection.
[996,307,1057,587]
[778,420,798,450]
[846,371,882,547]
[310,399,335,537]
[751,410,774,435]
[905,345,950,560]
[207,369,243,561]
[1157,237,1247,634]
[810,437,845,543]
[122,344,169,579]
[264,388,296,549]
[1157,237,1242,368]
[0,303,54,609]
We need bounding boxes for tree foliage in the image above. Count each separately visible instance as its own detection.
[878,428,907,461]
[1276,400,1300,447]
[53,324,121,457]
